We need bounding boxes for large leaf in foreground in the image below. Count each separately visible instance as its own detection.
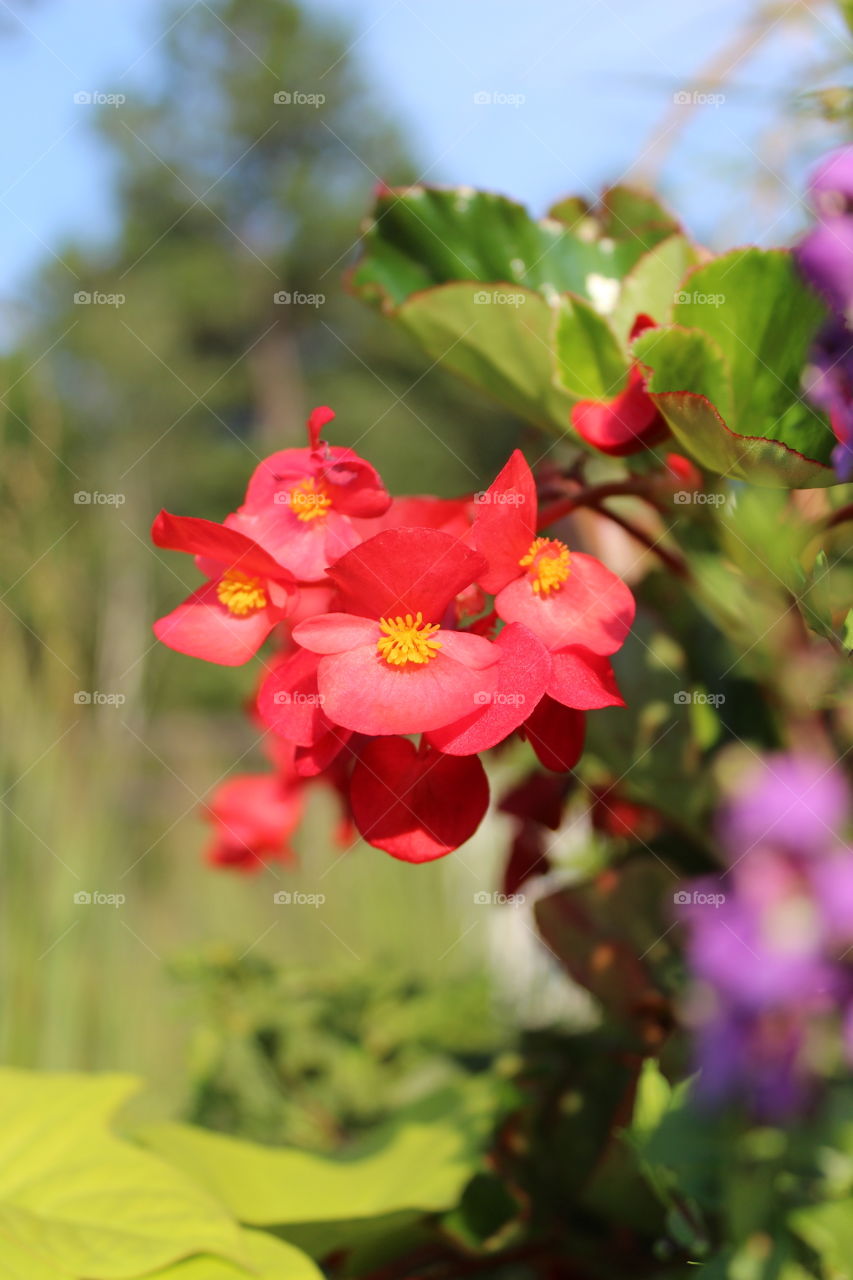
[0,1071,244,1279]
[139,1102,481,1229]
[146,1228,323,1280]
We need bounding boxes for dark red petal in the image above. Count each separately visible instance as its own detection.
[426,623,551,756]
[546,646,625,709]
[153,583,277,666]
[350,738,489,862]
[327,528,487,620]
[503,824,551,897]
[499,770,567,829]
[471,449,537,593]
[523,696,586,772]
[152,511,294,581]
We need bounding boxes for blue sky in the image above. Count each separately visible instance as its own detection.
[0,0,847,304]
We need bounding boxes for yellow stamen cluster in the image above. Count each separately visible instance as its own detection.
[376,612,442,667]
[216,570,268,616]
[289,476,332,522]
[519,537,571,596]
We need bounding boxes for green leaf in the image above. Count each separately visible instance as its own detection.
[395,282,575,432]
[0,1070,244,1280]
[350,185,671,313]
[553,295,627,401]
[791,1199,853,1275]
[610,234,701,342]
[144,1229,323,1280]
[139,1102,483,1228]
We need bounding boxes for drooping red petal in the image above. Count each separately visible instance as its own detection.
[350,738,489,862]
[523,696,586,772]
[315,635,499,737]
[257,647,329,745]
[293,613,380,654]
[495,551,635,655]
[153,582,277,666]
[426,623,551,756]
[471,449,537,593]
[152,511,294,581]
[327,528,487,620]
[546,646,625,710]
[571,366,669,457]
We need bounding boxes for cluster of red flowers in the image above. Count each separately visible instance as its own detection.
[152,409,635,867]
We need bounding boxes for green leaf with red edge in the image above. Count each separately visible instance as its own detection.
[632,249,838,487]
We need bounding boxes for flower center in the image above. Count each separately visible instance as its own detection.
[376,612,442,667]
[216,570,268,616]
[519,537,571,596]
[289,476,332,522]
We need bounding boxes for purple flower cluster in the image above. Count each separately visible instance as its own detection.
[680,753,853,1117]
[796,147,853,480]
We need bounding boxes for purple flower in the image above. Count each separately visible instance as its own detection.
[680,753,852,1116]
[721,753,849,860]
[795,146,853,480]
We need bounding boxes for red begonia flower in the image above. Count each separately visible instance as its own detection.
[201,772,302,872]
[292,529,500,736]
[471,452,634,711]
[570,315,669,457]
[152,511,297,665]
[350,737,489,861]
[229,406,391,582]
